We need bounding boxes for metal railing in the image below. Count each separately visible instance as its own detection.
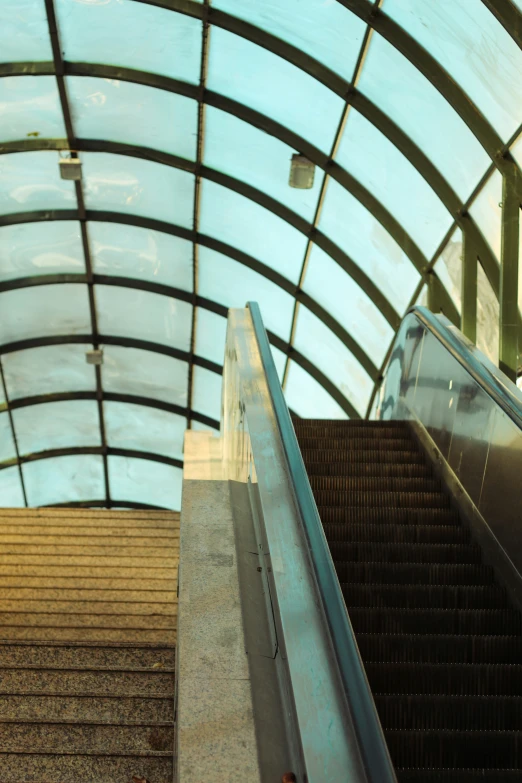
[221,302,396,783]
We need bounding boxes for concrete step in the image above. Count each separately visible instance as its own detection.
[0,525,179,538]
[0,668,175,696]
[0,576,177,590]
[0,693,173,722]
[0,752,173,783]
[0,543,179,557]
[0,565,177,579]
[0,599,177,615]
[0,613,176,629]
[0,642,175,669]
[0,509,178,521]
[0,627,176,642]
[0,555,178,567]
[0,721,174,753]
[0,588,177,602]
[0,533,178,546]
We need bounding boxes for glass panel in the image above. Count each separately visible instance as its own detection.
[293,305,373,417]
[0,285,91,345]
[285,360,348,420]
[95,285,192,351]
[433,229,463,314]
[384,0,522,142]
[271,345,287,383]
[0,151,76,215]
[108,456,182,510]
[55,0,202,83]
[0,221,84,282]
[101,345,188,407]
[0,0,52,62]
[319,178,420,313]
[194,308,227,365]
[207,27,343,152]
[89,222,192,291]
[199,180,307,283]
[104,401,185,460]
[469,170,502,261]
[67,76,198,161]
[0,466,25,507]
[477,262,499,365]
[303,244,394,366]
[336,109,452,258]
[198,246,294,341]
[0,412,17,463]
[192,366,222,421]
[13,400,101,455]
[0,76,66,143]
[3,344,96,402]
[23,454,105,506]
[82,153,194,227]
[204,107,324,223]
[214,0,365,80]
[358,34,490,202]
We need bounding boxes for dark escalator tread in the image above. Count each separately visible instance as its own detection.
[386,729,522,769]
[357,634,522,664]
[374,693,522,730]
[328,542,482,564]
[397,770,522,782]
[342,583,506,610]
[366,662,522,695]
[297,436,415,451]
[324,522,468,544]
[300,448,424,464]
[294,425,410,439]
[303,461,432,478]
[293,418,408,429]
[334,560,495,585]
[318,507,460,526]
[309,476,440,492]
[312,490,450,509]
[349,607,522,635]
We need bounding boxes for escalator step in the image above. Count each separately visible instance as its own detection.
[342,583,506,609]
[309,476,440,492]
[349,607,522,635]
[300,448,424,464]
[328,542,481,564]
[312,490,450,509]
[318,507,460,526]
[294,425,410,439]
[385,729,522,770]
[357,634,522,664]
[303,461,431,478]
[334,561,494,585]
[374,693,522,730]
[293,419,408,429]
[324,523,468,544]
[297,437,415,451]
[396,770,522,782]
[366,661,522,695]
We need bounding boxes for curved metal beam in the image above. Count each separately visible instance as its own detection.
[0,207,381,379]
[1,445,183,470]
[0,274,359,418]
[7,390,220,431]
[46,499,171,510]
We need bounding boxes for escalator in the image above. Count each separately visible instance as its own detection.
[294,417,522,782]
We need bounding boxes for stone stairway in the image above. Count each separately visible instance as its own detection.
[0,508,179,782]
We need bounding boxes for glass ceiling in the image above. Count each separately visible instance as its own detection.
[0,0,521,510]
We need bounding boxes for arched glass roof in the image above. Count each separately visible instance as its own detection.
[1,0,521,510]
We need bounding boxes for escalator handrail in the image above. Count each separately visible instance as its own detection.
[247,301,397,783]
[410,306,522,431]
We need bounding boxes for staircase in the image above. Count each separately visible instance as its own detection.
[294,419,522,782]
[0,508,179,782]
